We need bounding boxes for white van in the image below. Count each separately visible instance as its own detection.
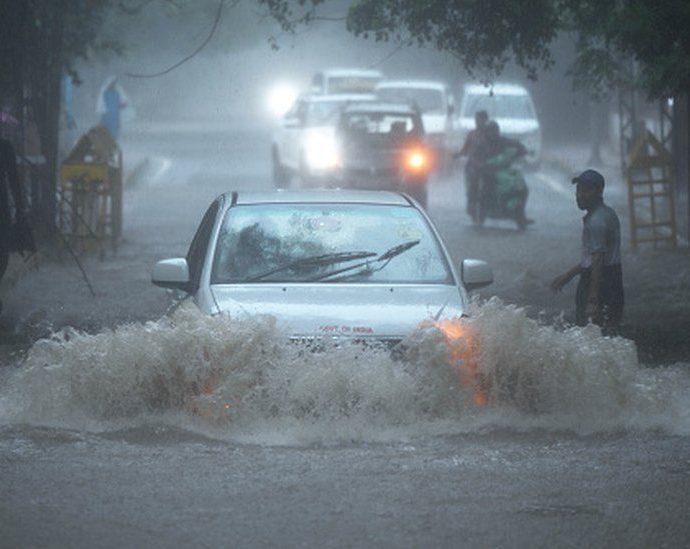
[458,83,541,166]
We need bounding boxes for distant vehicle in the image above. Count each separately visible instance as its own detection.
[375,79,459,172]
[271,93,376,187]
[311,68,384,95]
[152,189,493,347]
[334,102,433,208]
[458,83,541,166]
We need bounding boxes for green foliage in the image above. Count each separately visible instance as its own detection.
[347,0,558,82]
[612,0,690,97]
[345,0,690,99]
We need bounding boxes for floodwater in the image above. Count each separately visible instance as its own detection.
[2,300,689,442]
[2,299,690,548]
[2,121,690,547]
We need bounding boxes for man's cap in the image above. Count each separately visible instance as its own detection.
[572,169,605,190]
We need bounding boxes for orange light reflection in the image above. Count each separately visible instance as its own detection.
[432,319,487,407]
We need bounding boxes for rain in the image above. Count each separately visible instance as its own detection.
[1,1,690,547]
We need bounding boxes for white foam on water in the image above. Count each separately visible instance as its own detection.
[0,299,688,444]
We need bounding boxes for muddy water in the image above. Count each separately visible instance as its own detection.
[2,299,688,442]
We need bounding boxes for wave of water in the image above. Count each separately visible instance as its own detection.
[1,299,688,444]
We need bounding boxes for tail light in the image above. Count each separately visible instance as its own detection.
[404,148,430,173]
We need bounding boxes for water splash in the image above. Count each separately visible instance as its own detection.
[0,299,688,443]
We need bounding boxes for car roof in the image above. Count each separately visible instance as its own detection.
[319,68,383,78]
[376,80,447,91]
[226,189,414,206]
[298,93,377,103]
[342,102,418,115]
[463,83,529,96]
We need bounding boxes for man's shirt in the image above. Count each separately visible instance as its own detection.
[580,201,621,268]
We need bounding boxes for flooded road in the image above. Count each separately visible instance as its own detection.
[1,119,689,547]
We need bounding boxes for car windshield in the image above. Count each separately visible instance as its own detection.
[377,87,445,113]
[340,112,420,137]
[327,76,380,94]
[211,203,453,284]
[463,93,535,119]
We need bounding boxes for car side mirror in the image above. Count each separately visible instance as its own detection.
[461,259,493,290]
[152,258,190,290]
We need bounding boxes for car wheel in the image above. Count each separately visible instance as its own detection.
[272,147,289,188]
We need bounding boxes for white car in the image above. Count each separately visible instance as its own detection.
[271,93,375,187]
[375,80,459,172]
[152,189,493,347]
[310,68,384,95]
[458,83,542,166]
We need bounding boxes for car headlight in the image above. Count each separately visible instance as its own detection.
[305,133,340,171]
[416,318,487,407]
[266,83,298,117]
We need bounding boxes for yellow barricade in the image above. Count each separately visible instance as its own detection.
[59,126,122,256]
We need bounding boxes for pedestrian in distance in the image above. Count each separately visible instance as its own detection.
[454,110,489,222]
[96,76,129,141]
[550,169,624,336]
[0,137,29,315]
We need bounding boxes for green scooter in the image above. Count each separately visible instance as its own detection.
[475,146,532,230]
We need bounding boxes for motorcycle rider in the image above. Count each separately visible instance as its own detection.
[480,120,533,229]
[454,110,489,221]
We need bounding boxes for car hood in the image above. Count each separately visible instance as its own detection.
[210,284,465,338]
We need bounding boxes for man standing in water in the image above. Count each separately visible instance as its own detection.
[454,110,489,222]
[551,169,624,335]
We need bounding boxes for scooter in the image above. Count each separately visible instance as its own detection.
[474,146,531,230]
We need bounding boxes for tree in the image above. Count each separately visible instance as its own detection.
[1,0,125,230]
[0,0,258,233]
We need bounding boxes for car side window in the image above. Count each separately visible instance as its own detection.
[186,200,220,292]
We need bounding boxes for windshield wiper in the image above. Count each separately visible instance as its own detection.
[308,239,421,282]
[247,251,376,282]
